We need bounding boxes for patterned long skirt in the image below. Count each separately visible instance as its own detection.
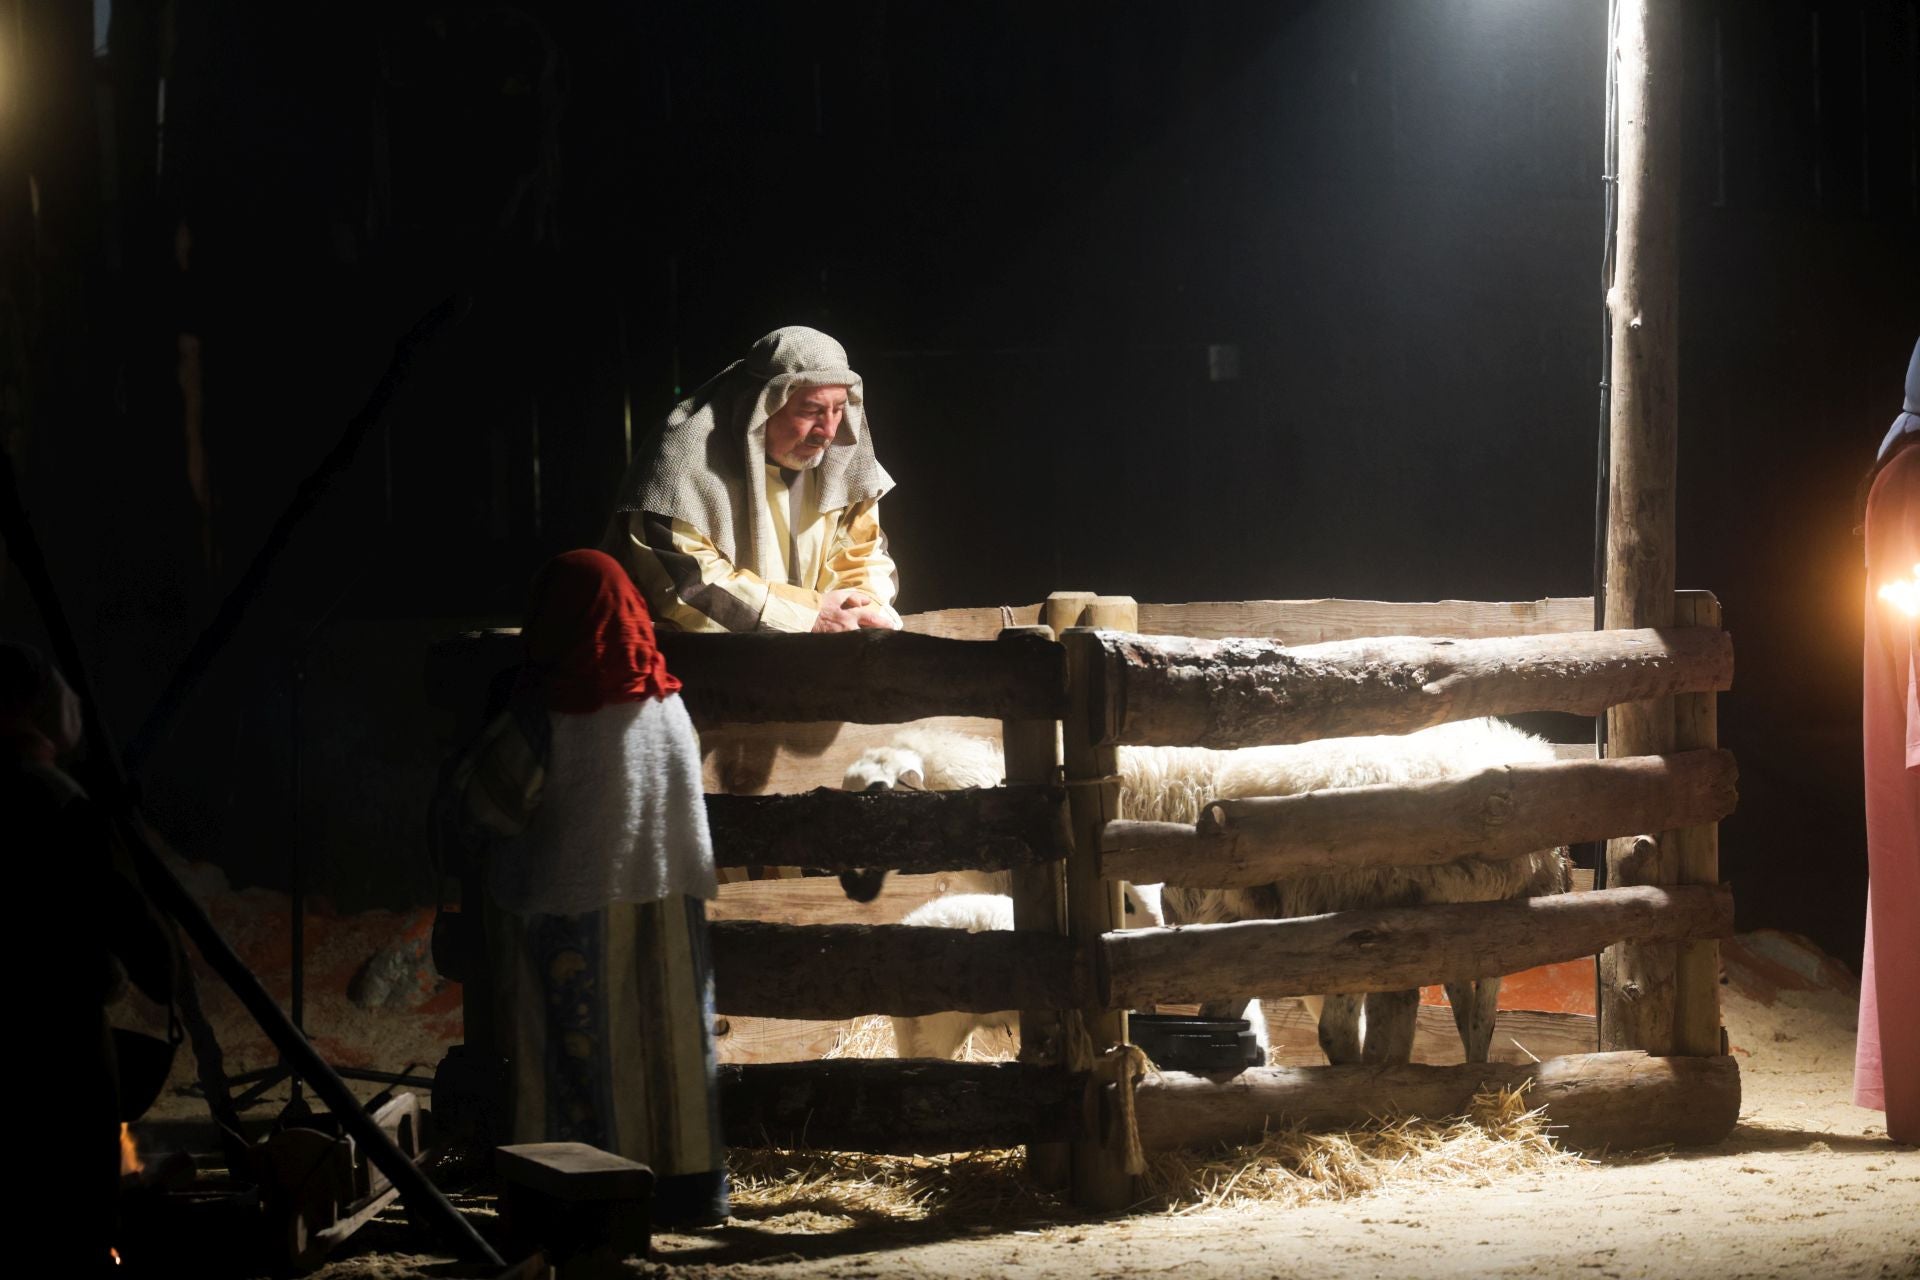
[487,895,728,1224]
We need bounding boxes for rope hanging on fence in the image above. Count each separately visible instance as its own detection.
[1090,1043,1151,1177]
[1065,1010,1095,1072]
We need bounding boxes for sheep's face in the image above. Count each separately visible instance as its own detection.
[837,745,928,903]
[842,745,926,793]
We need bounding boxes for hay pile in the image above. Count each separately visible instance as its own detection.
[728,1147,1047,1228]
[728,1017,1581,1224]
[1139,1080,1580,1213]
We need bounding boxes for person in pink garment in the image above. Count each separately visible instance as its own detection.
[1857,336,1920,1145]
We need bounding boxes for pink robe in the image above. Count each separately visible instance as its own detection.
[1858,442,1920,1143]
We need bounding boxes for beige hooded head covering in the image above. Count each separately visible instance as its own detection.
[612,326,893,579]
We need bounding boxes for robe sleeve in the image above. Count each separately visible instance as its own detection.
[613,511,821,633]
[823,497,899,609]
[445,708,547,841]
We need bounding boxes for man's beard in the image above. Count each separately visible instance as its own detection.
[770,447,827,471]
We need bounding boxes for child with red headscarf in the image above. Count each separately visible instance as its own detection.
[442,551,727,1225]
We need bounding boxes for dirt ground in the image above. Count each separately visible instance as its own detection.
[633,956,1915,1280]
[243,929,1914,1280]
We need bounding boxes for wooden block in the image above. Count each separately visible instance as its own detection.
[496,1143,655,1203]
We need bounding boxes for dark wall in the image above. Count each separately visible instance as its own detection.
[6,2,1916,960]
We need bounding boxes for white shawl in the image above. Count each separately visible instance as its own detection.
[487,695,717,916]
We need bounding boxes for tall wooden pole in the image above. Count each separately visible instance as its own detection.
[1600,0,1684,1054]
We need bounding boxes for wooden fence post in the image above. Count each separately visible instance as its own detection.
[1672,591,1726,1056]
[1063,596,1138,1211]
[1003,622,1069,1188]
[1600,0,1682,1054]
[1045,591,1096,638]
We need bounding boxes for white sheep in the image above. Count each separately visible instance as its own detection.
[1145,719,1570,1065]
[842,721,1569,1065]
[887,894,1019,1059]
[838,728,1010,902]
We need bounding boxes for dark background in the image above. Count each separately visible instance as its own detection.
[4,1,1915,966]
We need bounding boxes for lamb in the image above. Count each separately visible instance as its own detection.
[839,728,1010,902]
[841,721,1569,1065]
[887,894,1018,1059]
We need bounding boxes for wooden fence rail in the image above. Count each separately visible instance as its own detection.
[663,629,1067,724]
[720,1060,1077,1154]
[712,921,1088,1020]
[1100,884,1734,1009]
[709,884,1731,1022]
[707,785,1071,873]
[426,626,1068,728]
[717,1051,1740,1157]
[1131,1051,1740,1154]
[1075,626,1733,749]
[1100,750,1738,888]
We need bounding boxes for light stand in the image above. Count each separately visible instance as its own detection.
[222,624,433,1115]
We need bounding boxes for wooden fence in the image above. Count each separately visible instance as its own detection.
[428,588,1739,1212]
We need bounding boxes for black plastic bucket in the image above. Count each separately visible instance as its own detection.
[1129,1013,1265,1075]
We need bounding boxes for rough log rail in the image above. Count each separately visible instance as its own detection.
[713,921,1088,1020]
[1134,596,1597,644]
[721,1061,1077,1154]
[707,785,1071,873]
[1100,884,1733,1009]
[1100,750,1738,888]
[663,629,1066,724]
[718,1052,1738,1156]
[1132,1052,1740,1154]
[425,627,1067,727]
[1077,626,1733,749]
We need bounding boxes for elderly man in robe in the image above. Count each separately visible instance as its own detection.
[604,327,901,634]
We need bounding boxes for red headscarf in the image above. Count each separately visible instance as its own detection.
[518,550,680,712]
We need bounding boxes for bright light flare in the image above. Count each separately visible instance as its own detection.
[1877,563,1920,618]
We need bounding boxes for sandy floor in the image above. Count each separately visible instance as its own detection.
[256,930,1917,1280]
